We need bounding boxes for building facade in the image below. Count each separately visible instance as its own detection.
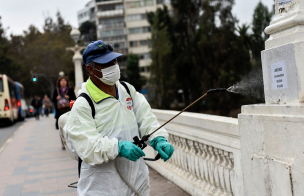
[77,1,96,26]
[77,0,171,79]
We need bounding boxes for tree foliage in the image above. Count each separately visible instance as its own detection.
[148,0,272,116]
[126,53,145,91]
[148,6,176,109]
[79,21,97,44]
[0,12,75,99]
[251,2,273,65]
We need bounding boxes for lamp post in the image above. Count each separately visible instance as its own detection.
[59,71,65,77]
[67,29,86,95]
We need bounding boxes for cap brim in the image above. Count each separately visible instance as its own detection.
[92,52,122,64]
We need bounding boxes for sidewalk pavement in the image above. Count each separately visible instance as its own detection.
[0,116,188,196]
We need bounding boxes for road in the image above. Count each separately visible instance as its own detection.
[0,119,28,150]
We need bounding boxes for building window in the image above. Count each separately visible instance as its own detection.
[99,17,125,29]
[129,40,150,47]
[144,0,154,6]
[113,42,126,49]
[126,0,154,8]
[98,4,123,11]
[129,41,138,47]
[99,17,124,25]
[157,0,171,4]
[140,66,150,73]
[138,53,151,59]
[129,27,151,34]
[102,35,127,42]
[100,29,125,37]
[126,14,147,21]
[140,40,149,46]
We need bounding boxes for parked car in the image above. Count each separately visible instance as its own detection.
[26,105,35,117]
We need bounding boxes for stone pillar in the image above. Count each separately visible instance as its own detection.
[73,47,84,96]
[238,0,304,195]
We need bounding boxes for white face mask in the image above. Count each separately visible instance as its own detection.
[93,64,120,85]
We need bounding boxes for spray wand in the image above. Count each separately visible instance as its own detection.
[133,88,227,161]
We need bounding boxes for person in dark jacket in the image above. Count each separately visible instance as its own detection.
[31,95,42,120]
[52,76,76,149]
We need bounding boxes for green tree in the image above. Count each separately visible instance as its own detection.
[193,0,252,115]
[170,0,203,107]
[147,6,176,109]
[251,2,272,66]
[4,12,75,98]
[79,21,97,43]
[237,24,252,51]
[0,17,14,76]
[126,53,145,91]
[147,0,256,116]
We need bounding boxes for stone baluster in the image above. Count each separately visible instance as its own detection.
[179,137,187,177]
[208,146,219,195]
[175,136,184,176]
[212,148,222,195]
[229,153,235,195]
[220,150,229,196]
[171,135,179,172]
[187,139,196,182]
[223,151,234,196]
[201,144,211,193]
[195,142,207,190]
[182,138,191,179]
[216,149,227,196]
[173,136,180,172]
[193,142,201,185]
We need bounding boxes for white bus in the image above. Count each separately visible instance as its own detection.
[15,82,27,121]
[0,74,18,125]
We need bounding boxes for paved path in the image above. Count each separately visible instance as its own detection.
[0,116,188,196]
[0,119,25,148]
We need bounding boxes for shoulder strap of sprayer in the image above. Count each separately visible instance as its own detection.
[78,93,95,118]
[120,81,132,104]
[76,93,95,178]
[75,84,131,178]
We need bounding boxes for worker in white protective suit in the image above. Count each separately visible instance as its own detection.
[64,40,174,196]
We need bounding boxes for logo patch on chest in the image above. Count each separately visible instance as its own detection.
[126,97,133,110]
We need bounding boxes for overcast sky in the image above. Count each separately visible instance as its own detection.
[0,0,274,36]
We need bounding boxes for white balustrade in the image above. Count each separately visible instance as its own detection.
[145,109,243,196]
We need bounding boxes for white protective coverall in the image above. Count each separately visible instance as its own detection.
[64,80,168,196]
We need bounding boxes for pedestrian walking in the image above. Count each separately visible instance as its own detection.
[64,40,174,195]
[31,95,42,120]
[52,76,76,149]
[42,94,52,117]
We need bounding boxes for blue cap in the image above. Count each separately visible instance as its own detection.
[82,40,122,65]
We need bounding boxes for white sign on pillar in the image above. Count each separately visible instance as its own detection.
[278,0,292,5]
[271,61,288,90]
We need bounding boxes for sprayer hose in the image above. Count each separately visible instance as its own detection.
[115,157,141,196]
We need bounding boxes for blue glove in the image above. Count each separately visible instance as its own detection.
[150,137,174,162]
[118,141,145,162]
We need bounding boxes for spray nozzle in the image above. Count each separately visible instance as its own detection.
[206,88,227,94]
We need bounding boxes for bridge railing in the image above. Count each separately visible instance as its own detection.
[145,109,243,196]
